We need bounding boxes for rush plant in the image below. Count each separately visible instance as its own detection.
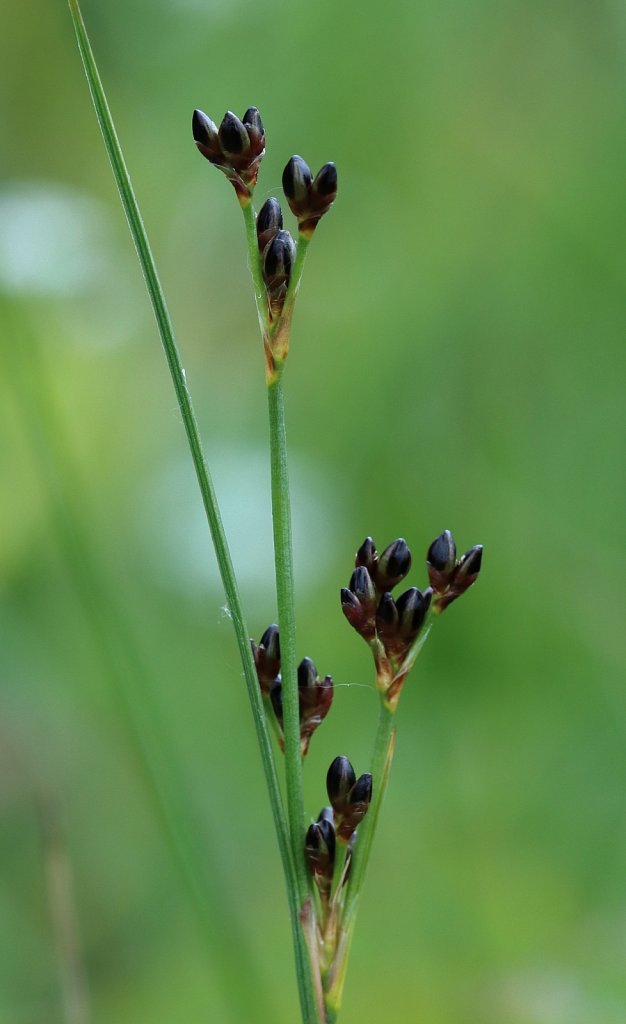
[69,3,483,1021]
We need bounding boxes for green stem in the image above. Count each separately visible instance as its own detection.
[67,4,320,1021]
[267,376,309,896]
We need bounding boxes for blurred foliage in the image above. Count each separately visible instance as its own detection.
[1,0,625,1022]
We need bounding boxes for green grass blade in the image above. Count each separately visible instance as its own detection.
[67,3,321,1019]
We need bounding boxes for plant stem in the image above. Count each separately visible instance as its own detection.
[68,3,321,1021]
[267,375,309,896]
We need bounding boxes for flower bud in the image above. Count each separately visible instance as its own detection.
[375,538,412,591]
[326,756,356,815]
[256,197,283,253]
[313,162,338,200]
[250,623,280,694]
[336,773,373,841]
[340,587,364,632]
[192,109,219,154]
[299,662,333,755]
[355,536,378,575]
[297,656,318,691]
[305,817,336,896]
[426,530,457,591]
[349,565,376,613]
[263,229,295,288]
[396,587,430,639]
[282,155,313,211]
[218,111,250,158]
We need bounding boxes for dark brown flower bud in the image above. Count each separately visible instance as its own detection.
[192,109,219,154]
[349,566,376,614]
[218,111,250,158]
[426,530,457,592]
[313,162,337,200]
[340,587,364,632]
[305,818,335,896]
[375,538,412,591]
[256,197,283,252]
[242,106,264,144]
[456,544,483,585]
[355,536,378,575]
[251,623,280,694]
[263,229,295,287]
[326,756,356,815]
[299,662,333,756]
[297,656,318,690]
[282,155,313,211]
[350,773,372,806]
[396,587,430,639]
[336,773,373,842]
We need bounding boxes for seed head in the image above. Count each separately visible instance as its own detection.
[192,104,266,199]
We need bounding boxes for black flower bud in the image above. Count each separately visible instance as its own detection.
[426,530,457,591]
[375,538,412,591]
[263,229,295,287]
[349,566,376,613]
[251,623,280,694]
[256,197,283,252]
[299,661,333,755]
[305,816,336,897]
[297,656,318,690]
[396,587,430,639]
[355,536,378,575]
[242,106,264,141]
[282,155,313,208]
[336,772,373,842]
[313,162,338,200]
[192,109,219,151]
[326,756,356,815]
[218,111,250,157]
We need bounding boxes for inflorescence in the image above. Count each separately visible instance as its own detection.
[192,100,483,1019]
[192,104,336,344]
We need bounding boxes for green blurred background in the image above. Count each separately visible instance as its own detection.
[1,1,625,1021]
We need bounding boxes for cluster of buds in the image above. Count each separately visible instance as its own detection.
[305,757,371,905]
[251,628,333,755]
[341,532,481,704]
[192,107,265,202]
[426,531,483,613]
[282,156,338,238]
[341,537,431,678]
[326,756,372,842]
[256,198,295,320]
